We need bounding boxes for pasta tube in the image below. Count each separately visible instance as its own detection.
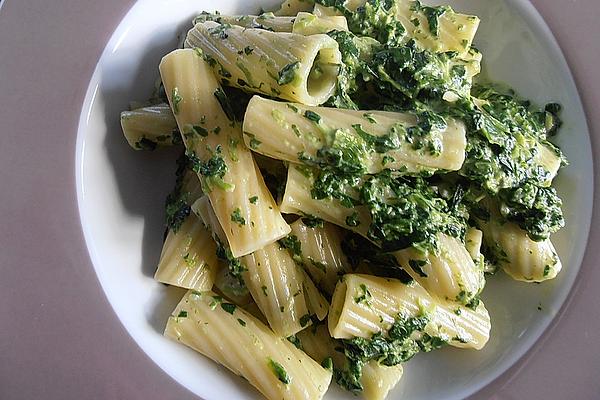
[393,233,485,305]
[328,274,491,350]
[154,213,218,291]
[297,323,403,400]
[194,196,328,336]
[242,243,329,336]
[213,260,253,306]
[242,96,467,174]
[193,13,295,32]
[312,4,343,17]
[280,165,372,239]
[165,290,332,400]
[184,22,342,106]
[393,1,480,55]
[534,142,563,187]
[295,1,479,55]
[159,48,290,257]
[292,12,349,35]
[477,216,562,282]
[274,0,315,16]
[465,227,483,262]
[120,103,178,150]
[361,362,403,400]
[289,218,351,296]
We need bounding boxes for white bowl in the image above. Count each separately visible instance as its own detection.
[76,0,593,399]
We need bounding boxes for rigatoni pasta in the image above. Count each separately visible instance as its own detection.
[242,96,467,174]
[193,12,296,32]
[185,22,342,106]
[280,165,372,238]
[165,290,332,400]
[120,0,569,398]
[292,12,349,35]
[289,218,351,296]
[328,274,491,350]
[120,103,178,150]
[392,0,480,55]
[392,233,485,305]
[154,213,218,291]
[476,213,562,282]
[274,0,315,16]
[194,195,328,336]
[159,48,290,257]
[297,323,404,400]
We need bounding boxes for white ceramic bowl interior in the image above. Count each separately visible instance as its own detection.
[76,0,593,399]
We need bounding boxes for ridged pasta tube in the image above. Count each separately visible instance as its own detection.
[159,49,290,257]
[471,97,563,187]
[297,323,404,400]
[534,143,563,187]
[292,1,479,55]
[242,243,330,336]
[289,218,351,296]
[292,12,349,35]
[184,22,342,106]
[392,233,485,305]
[193,13,295,32]
[165,290,332,400]
[312,3,343,17]
[465,227,483,261]
[178,169,205,208]
[274,0,315,16]
[194,196,328,336]
[213,261,253,306]
[120,103,178,150]
[154,213,218,291]
[280,165,372,239]
[242,96,467,174]
[154,169,211,289]
[477,216,562,282]
[328,274,491,350]
[393,1,480,55]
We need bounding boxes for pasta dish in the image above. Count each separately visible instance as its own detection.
[119,1,567,399]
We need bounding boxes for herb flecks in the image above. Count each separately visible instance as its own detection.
[278,61,300,85]
[171,87,183,115]
[268,358,291,384]
[231,208,246,226]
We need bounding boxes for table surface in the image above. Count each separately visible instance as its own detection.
[1,0,599,399]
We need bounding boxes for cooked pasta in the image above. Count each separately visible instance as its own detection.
[120,0,569,398]
[193,12,296,32]
[280,165,372,238]
[120,103,178,150]
[154,213,218,291]
[477,212,562,282]
[297,323,404,400]
[392,233,485,305]
[184,22,342,106]
[289,218,351,296]
[292,12,349,35]
[159,48,290,258]
[274,0,315,16]
[328,274,491,350]
[194,195,328,336]
[165,290,332,400]
[243,96,467,174]
[392,1,480,55]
